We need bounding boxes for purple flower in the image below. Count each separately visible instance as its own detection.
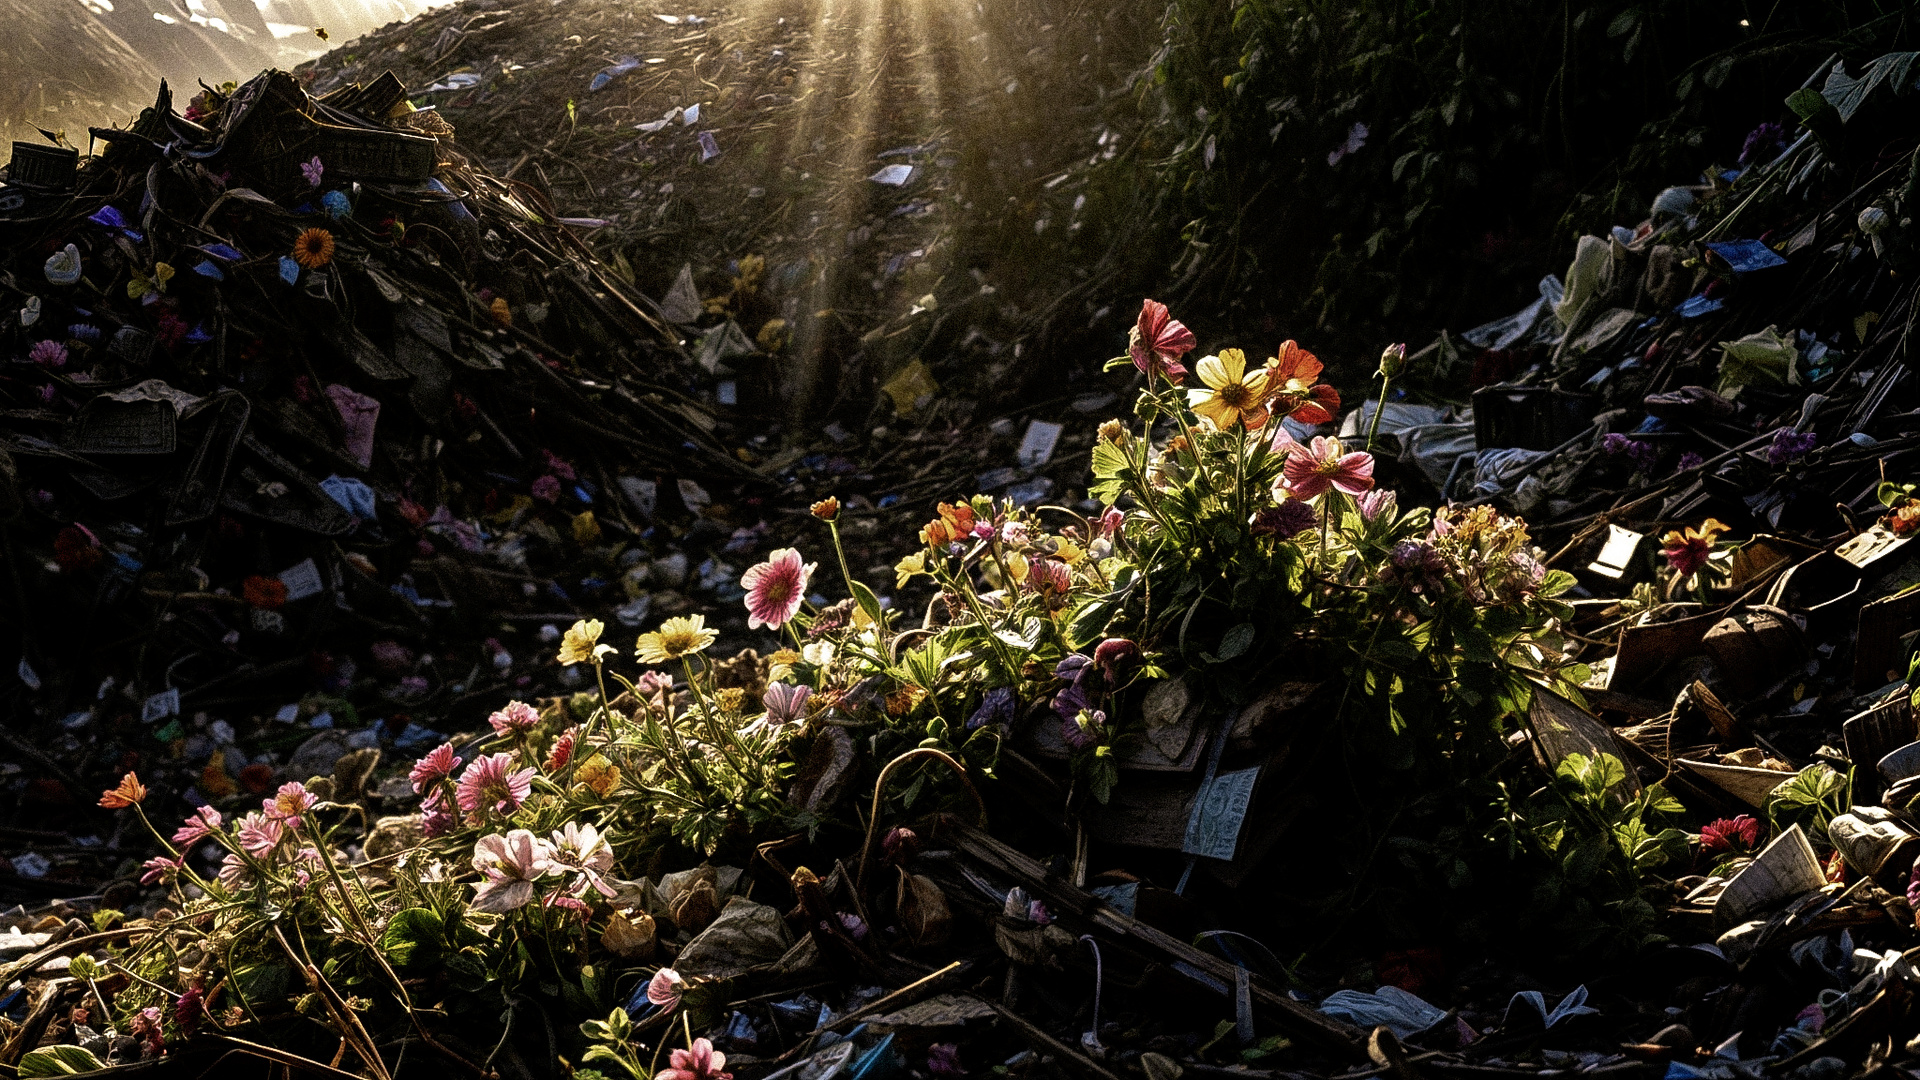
[1356,488,1397,523]
[1054,653,1094,687]
[967,686,1015,731]
[1060,708,1106,750]
[1740,121,1785,165]
[28,340,66,368]
[1602,433,1657,472]
[1675,451,1705,473]
[1051,681,1092,721]
[300,156,324,187]
[1251,499,1317,539]
[928,1043,965,1078]
[1767,428,1817,465]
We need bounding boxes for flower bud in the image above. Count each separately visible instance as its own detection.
[1378,342,1407,378]
[1098,419,1128,445]
[809,496,840,522]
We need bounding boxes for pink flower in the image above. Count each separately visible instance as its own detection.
[235,811,285,857]
[129,1005,164,1055]
[1356,489,1397,523]
[539,449,576,481]
[531,474,562,503]
[469,829,554,913]
[1128,299,1195,384]
[928,1044,964,1078]
[658,1037,730,1080]
[1274,433,1375,499]
[740,548,815,630]
[637,670,674,697]
[545,728,576,771]
[410,743,464,793]
[141,856,183,885]
[489,700,540,735]
[1700,815,1760,854]
[172,806,223,845]
[217,853,249,888]
[762,682,811,728]
[300,155,324,187]
[1096,506,1124,539]
[421,789,455,838]
[28,340,66,368]
[544,894,590,920]
[1251,501,1317,539]
[646,967,685,1009]
[263,781,317,822]
[456,753,536,815]
[549,821,616,898]
[1026,558,1071,598]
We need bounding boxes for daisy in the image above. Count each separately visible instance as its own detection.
[634,615,717,664]
[1128,299,1196,384]
[740,549,815,630]
[291,228,334,269]
[1187,349,1271,431]
[456,753,536,815]
[489,700,541,735]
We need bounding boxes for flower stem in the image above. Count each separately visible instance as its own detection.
[1365,374,1392,454]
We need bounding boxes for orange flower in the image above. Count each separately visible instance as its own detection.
[243,575,288,611]
[920,502,979,547]
[1265,340,1342,425]
[291,228,335,269]
[99,772,148,809]
[810,497,840,522]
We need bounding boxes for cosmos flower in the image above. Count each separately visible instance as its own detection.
[98,772,147,809]
[1128,299,1195,384]
[469,829,554,913]
[489,700,541,735]
[1661,518,1730,578]
[740,548,815,630]
[1274,433,1375,499]
[173,806,223,845]
[235,811,285,857]
[456,753,536,815]
[141,856,183,885]
[635,615,717,664]
[1186,349,1271,431]
[263,782,317,822]
[410,743,464,793]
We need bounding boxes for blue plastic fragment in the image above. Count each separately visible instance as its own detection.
[192,259,224,280]
[1675,295,1724,318]
[279,256,301,285]
[1704,239,1787,273]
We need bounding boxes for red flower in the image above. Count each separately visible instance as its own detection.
[1661,519,1729,578]
[243,575,288,610]
[1265,340,1341,425]
[1128,299,1195,384]
[1698,815,1759,854]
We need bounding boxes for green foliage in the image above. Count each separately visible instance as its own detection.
[1766,763,1849,845]
[17,1046,106,1077]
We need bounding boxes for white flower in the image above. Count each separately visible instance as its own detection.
[470,829,555,913]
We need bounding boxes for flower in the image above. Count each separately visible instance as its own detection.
[1098,419,1127,444]
[920,501,978,547]
[647,967,686,1010]
[489,700,541,735]
[895,551,928,589]
[319,190,351,219]
[531,474,562,502]
[928,1044,964,1078]
[410,743,464,792]
[1699,815,1760,854]
[173,806,223,845]
[741,548,816,630]
[550,821,617,897]
[1275,433,1375,499]
[291,228,335,269]
[421,790,455,838]
[575,756,622,796]
[129,1005,164,1055]
[1357,489,1397,523]
[810,496,840,521]
[1890,501,1920,536]
[883,826,920,862]
[762,682,812,728]
[1386,539,1447,594]
[489,297,512,326]
[1096,506,1124,539]
[634,615,717,663]
[469,829,555,913]
[968,686,1015,731]
[1061,708,1106,750]
[235,811,285,856]
[1093,638,1142,684]
[1601,433,1657,472]
[545,728,576,771]
[1740,121,1785,164]
[174,985,206,1034]
[99,772,147,809]
[659,1039,731,1080]
[1377,342,1407,378]
[28,340,66,368]
[263,782,317,822]
[1128,298,1196,384]
[1661,518,1730,578]
[141,856,183,885]
[837,912,870,940]
[456,753,536,815]
[637,670,675,698]
[1265,341,1340,425]
[300,155,324,187]
[1187,349,1272,431]
[1767,428,1818,465]
[1026,558,1071,599]
[557,619,612,665]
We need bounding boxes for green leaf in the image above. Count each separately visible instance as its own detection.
[19,1046,106,1077]
[849,578,884,628]
[1218,622,1255,660]
[381,907,446,968]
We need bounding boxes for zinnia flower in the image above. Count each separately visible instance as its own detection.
[263,781,317,822]
[235,811,285,856]
[741,548,815,630]
[1187,349,1271,431]
[761,682,811,728]
[1128,299,1196,384]
[456,753,536,815]
[531,474,562,502]
[1699,815,1760,854]
[1661,518,1730,578]
[634,615,717,663]
[647,967,686,1010]
[1264,340,1340,425]
[489,700,541,735]
[172,806,223,845]
[659,1037,730,1080]
[469,829,555,913]
[291,228,335,269]
[141,856,183,885]
[99,772,147,809]
[556,618,612,666]
[410,743,463,792]
[1275,433,1375,499]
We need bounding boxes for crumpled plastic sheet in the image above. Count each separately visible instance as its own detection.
[1717,324,1801,398]
[1460,275,1565,351]
[1317,985,1446,1038]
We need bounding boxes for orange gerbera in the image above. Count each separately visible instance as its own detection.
[1265,340,1341,425]
[99,771,148,809]
[291,227,335,269]
[920,501,980,547]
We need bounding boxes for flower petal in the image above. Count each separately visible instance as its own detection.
[1195,353,1231,390]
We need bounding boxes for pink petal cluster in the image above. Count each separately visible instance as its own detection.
[1273,432,1375,500]
[658,1037,730,1080]
[488,699,540,735]
[469,829,554,913]
[1128,299,1195,384]
[234,811,285,857]
[263,781,317,822]
[545,728,576,771]
[1699,815,1760,854]
[647,967,686,1009]
[456,753,536,815]
[141,856,183,885]
[172,805,223,845]
[740,548,815,630]
[410,743,464,793]
[549,821,616,898]
[28,340,67,368]
[762,682,811,728]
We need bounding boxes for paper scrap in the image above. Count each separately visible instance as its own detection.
[1017,420,1063,469]
[279,558,324,603]
[869,164,916,186]
[1183,766,1260,861]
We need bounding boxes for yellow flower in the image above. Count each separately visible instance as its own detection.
[557,618,612,666]
[1186,349,1271,431]
[291,228,335,269]
[635,614,717,664]
[571,510,601,544]
[894,551,928,589]
[1004,549,1030,582]
[575,756,621,796]
[768,647,801,682]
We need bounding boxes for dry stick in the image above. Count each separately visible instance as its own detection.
[971,995,1125,1080]
[853,748,986,899]
[272,925,391,1080]
[198,1036,374,1080]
